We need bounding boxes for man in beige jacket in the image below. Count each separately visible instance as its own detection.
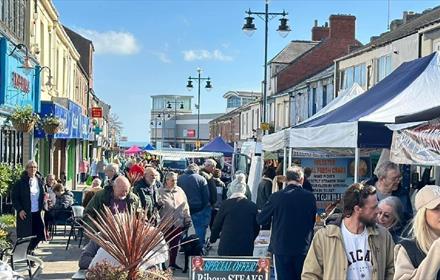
[302,183,395,280]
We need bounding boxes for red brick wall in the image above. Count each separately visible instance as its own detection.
[277,15,360,93]
[312,26,329,41]
[209,113,241,143]
[329,15,355,39]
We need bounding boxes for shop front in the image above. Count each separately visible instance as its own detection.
[35,101,70,179]
[0,37,40,165]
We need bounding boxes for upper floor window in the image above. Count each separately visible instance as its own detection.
[339,63,366,90]
[227,96,241,108]
[376,55,392,82]
[0,0,26,42]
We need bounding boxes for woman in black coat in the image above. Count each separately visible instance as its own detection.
[11,160,46,253]
[209,174,260,256]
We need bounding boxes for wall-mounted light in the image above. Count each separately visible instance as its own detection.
[9,44,34,74]
[37,66,54,91]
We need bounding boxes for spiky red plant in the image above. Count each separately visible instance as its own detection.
[82,206,181,280]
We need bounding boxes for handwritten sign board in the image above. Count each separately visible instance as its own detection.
[190,256,270,280]
[294,157,371,212]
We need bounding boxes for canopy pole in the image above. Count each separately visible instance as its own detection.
[283,147,287,176]
[354,147,360,183]
[288,147,292,168]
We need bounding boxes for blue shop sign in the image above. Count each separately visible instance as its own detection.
[0,38,41,112]
[68,100,81,139]
[35,102,70,139]
[81,115,89,140]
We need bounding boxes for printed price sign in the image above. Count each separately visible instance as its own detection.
[190,256,270,280]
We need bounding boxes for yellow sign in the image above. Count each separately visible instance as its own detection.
[260,122,270,131]
[195,140,201,149]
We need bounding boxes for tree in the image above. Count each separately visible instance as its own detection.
[108,112,123,141]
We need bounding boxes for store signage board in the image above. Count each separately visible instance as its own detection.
[294,157,371,212]
[190,256,270,280]
[91,107,103,118]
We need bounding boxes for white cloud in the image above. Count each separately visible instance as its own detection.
[76,28,140,55]
[151,51,172,64]
[182,49,233,62]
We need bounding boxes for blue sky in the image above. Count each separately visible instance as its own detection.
[53,0,440,142]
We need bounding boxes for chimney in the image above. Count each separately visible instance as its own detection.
[311,20,330,41]
[329,15,356,40]
[403,11,419,23]
[390,19,403,31]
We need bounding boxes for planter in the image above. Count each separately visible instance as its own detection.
[43,123,60,135]
[11,120,35,133]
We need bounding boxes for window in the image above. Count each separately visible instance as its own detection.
[227,96,241,108]
[312,88,317,115]
[376,55,392,82]
[322,85,328,107]
[340,63,366,90]
[40,21,45,64]
[0,0,26,41]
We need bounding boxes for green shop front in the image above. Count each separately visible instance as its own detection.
[35,100,89,189]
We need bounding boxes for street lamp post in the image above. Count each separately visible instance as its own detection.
[242,0,291,125]
[166,99,184,148]
[186,68,212,149]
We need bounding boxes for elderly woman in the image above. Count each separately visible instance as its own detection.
[83,178,103,207]
[104,163,120,186]
[11,160,46,253]
[158,172,191,270]
[377,196,405,243]
[210,173,260,256]
[394,185,440,280]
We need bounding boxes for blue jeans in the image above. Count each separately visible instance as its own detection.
[191,206,211,246]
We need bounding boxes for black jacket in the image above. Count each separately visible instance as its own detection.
[133,179,161,215]
[256,177,272,210]
[303,177,314,192]
[11,172,46,238]
[257,183,316,256]
[210,197,260,256]
[200,169,217,207]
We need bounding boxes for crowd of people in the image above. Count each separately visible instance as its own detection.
[10,155,440,279]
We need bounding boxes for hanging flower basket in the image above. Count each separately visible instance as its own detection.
[40,114,61,135]
[8,106,39,133]
[11,119,36,133]
[43,123,60,135]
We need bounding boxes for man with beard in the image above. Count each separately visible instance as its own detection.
[302,183,395,280]
[133,167,161,218]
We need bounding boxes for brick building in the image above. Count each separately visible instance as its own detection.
[268,15,362,130]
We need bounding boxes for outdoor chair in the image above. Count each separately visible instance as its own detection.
[49,208,73,238]
[66,206,85,250]
[71,190,84,206]
[0,235,43,279]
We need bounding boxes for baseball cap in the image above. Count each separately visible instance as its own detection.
[415,185,440,211]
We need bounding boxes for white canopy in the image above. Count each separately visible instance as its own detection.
[290,52,440,149]
[262,83,365,151]
[146,150,223,158]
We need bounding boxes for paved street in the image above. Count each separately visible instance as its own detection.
[31,226,217,280]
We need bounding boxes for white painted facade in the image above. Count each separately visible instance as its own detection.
[240,102,261,141]
[336,21,440,95]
